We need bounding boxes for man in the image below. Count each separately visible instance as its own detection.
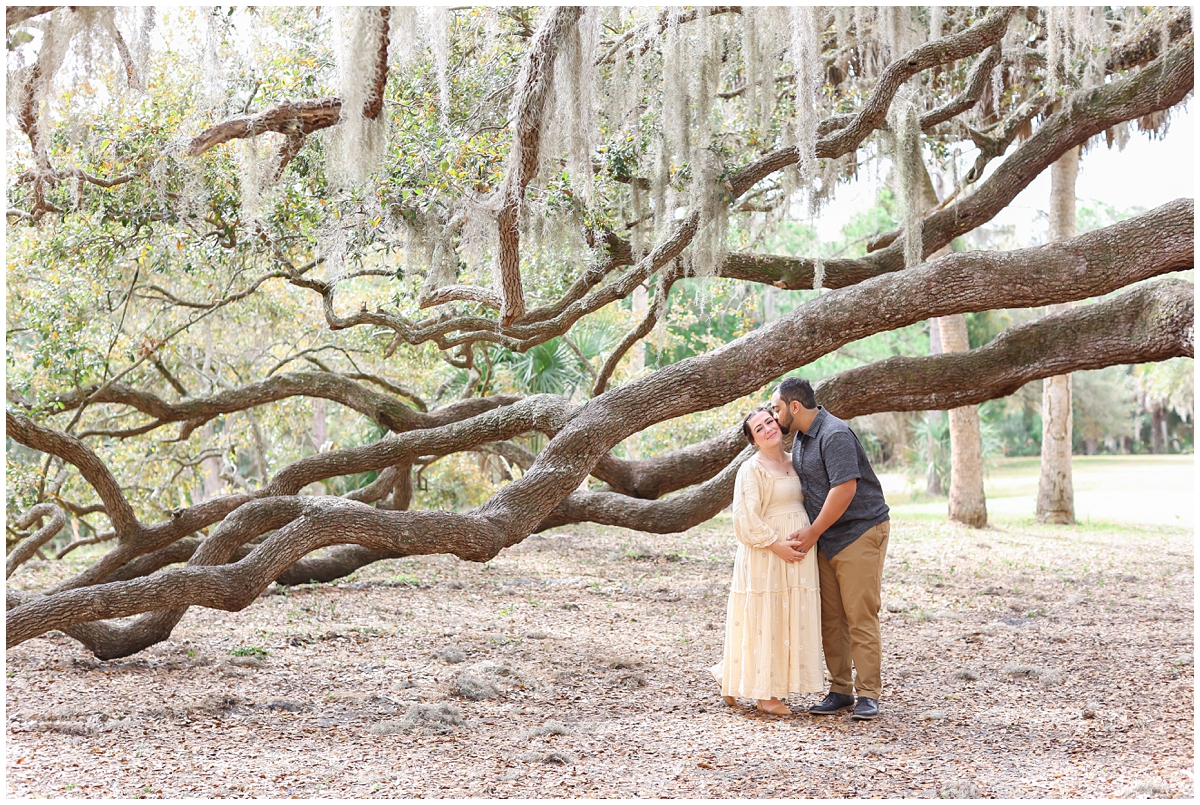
[770,377,890,721]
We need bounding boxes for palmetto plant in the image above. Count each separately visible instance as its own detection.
[501,339,585,396]
[494,318,622,397]
[909,413,1002,495]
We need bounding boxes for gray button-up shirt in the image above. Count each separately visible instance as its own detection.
[791,407,890,559]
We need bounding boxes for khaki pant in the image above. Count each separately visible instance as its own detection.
[817,520,889,700]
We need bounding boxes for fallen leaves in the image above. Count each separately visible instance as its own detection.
[5,516,1194,798]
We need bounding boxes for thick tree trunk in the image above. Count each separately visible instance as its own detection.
[1150,404,1167,453]
[310,398,328,453]
[1038,371,1074,521]
[1037,147,1078,524]
[199,421,223,501]
[914,171,948,497]
[924,150,985,526]
[939,314,988,527]
[309,398,329,494]
[625,284,650,460]
[925,317,945,496]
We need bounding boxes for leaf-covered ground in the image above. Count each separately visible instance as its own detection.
[7,509,1193,798]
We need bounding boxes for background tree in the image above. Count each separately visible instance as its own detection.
[1037,146,1080,524]
[5,6,1194,656]
[921,163,987,528]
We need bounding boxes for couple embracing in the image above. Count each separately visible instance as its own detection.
[711,377,891,720]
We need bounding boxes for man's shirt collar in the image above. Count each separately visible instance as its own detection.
[801,406,829,440]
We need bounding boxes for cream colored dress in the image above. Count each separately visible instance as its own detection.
[711,456,823,699]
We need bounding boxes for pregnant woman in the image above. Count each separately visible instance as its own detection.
[711,407,824,714]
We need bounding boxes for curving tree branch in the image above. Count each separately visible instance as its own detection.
[6,503,65,579]
[188,6,392,176]
[494,6,584,326]
[1106,6,1192,73]
[813,8,1016,156]
[726,34,1194,291]
[539,277,1195,535]
[918,44,1001,130]
[290,21,1192,356]
[595,6,742,66]
[817,280,1195,419]
[5,6,55,30]
[592,269,680,396]
[41,373,520,440]
[5,414,143,538]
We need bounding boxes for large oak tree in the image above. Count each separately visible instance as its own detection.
[5,6,1193,657]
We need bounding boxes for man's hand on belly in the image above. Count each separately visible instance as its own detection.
[789,479,858,551]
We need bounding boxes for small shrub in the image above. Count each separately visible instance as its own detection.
[520,750,577,765]
[225,655,264,668]
[1037,669,1063,685]
[452,660,534,701]
[453,674,499,701]
[229,646,269,659]
[367,719,408,736]
[611,670,647,688]
[1116,779,1170,798]
[195,694,240,714]
[46,721,93,736]
[940,782,980,798]
[519,720,570,741]
[399,703,463,735]
[606,657,640,670]
[1003,664,1040,678]
[1003,665,1062,685]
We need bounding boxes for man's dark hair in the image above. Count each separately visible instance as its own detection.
[776,377,817,410]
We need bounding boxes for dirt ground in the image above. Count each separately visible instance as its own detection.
[6,513,1194,798]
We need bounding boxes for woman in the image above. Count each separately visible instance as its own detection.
[710,407,823,714]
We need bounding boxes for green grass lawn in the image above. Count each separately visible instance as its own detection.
[880,454,1195,528]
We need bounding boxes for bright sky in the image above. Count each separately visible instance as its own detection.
[808,103,1195,248]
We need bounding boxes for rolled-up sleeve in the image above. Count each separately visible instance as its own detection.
[732,463,778,549]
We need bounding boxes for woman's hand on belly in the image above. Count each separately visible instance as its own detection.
[767,539,805,563]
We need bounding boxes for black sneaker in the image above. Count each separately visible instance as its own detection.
[851,697,879,720]
[808,692,855,715]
